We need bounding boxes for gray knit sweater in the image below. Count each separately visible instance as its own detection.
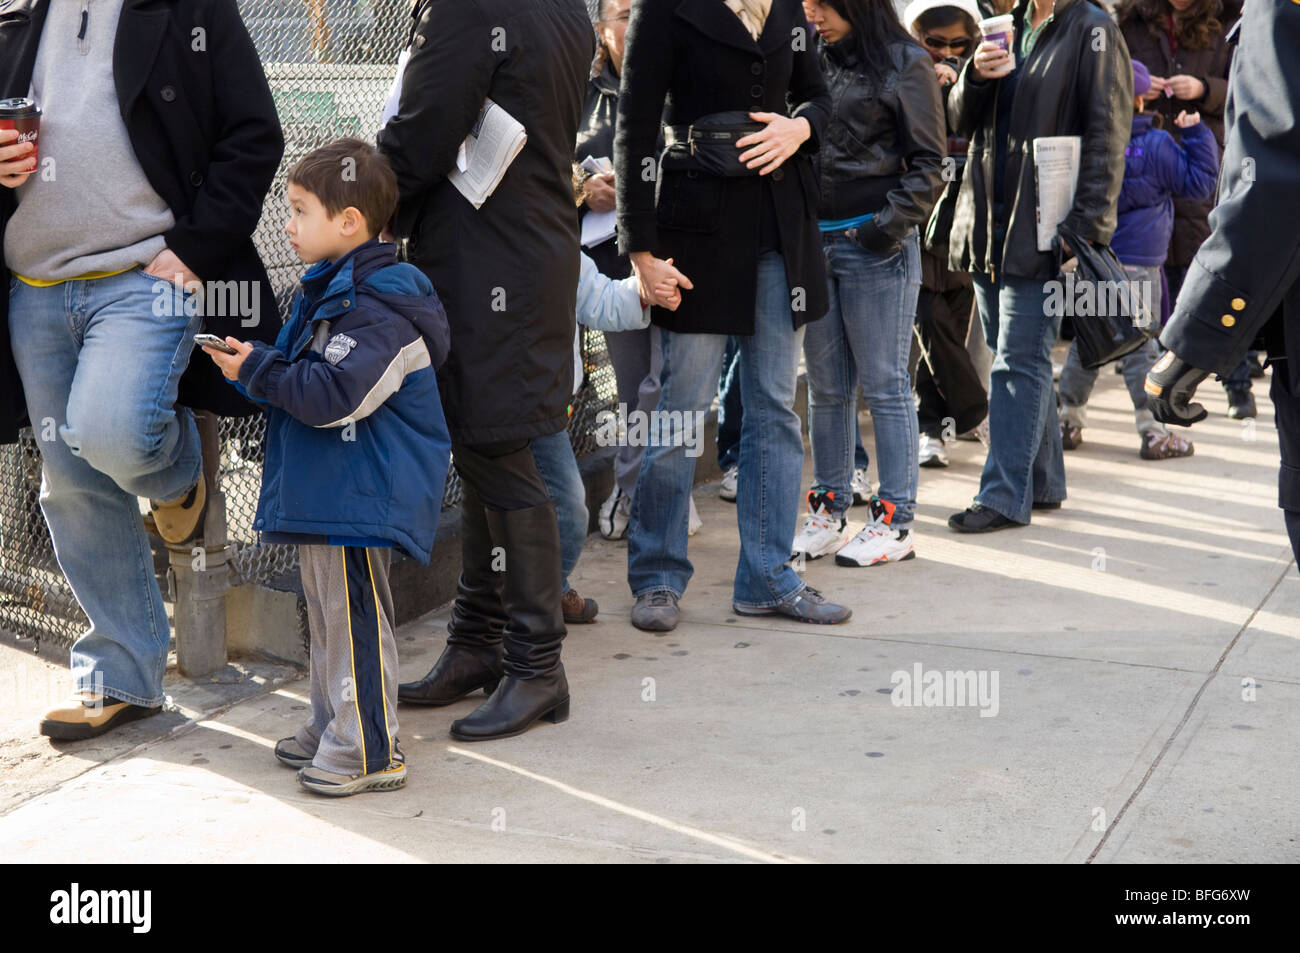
[4,0,175,281]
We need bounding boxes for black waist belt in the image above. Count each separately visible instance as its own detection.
[662,111,767,177]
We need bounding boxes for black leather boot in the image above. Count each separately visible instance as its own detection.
[450,502,569,741]
[399,485,506,706]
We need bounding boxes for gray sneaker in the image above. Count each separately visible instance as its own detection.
[631,589,679,631]
[734,586,851,625]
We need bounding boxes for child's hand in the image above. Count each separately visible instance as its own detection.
[203,337,254,381]
[1174,110,1201,129]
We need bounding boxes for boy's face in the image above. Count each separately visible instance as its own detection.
[285,182,367,264]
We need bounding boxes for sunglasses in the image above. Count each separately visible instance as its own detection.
[923,35,973,54]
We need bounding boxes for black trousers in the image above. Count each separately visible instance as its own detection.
[910,286,988,438]
[1270,366,1300,565]
[452,438,552,512]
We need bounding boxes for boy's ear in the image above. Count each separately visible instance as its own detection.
[340,206,366,237]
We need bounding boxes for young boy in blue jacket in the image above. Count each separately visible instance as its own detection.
[204,138,451,797]
[1057,60,1219,461]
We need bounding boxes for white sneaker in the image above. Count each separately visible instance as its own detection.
[918,433,949,468]
[719,465,738,502]
[599,485,631,540]
[688,496,703,536]
[835,497,916,567]
[851,468,872,506]
[791,490,850,560]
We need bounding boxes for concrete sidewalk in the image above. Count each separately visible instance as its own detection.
[2,361,1297,863]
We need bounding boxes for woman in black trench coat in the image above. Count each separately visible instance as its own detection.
[615,0,852,630]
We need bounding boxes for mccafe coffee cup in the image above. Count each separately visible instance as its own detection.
[0,97,41,165]
[978,15,1016,71]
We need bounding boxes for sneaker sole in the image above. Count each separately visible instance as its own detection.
[298,765,407,796]
[919,457,948,469]
[732,604,852,625]
[835,548,916,567]
[791,533,851,561]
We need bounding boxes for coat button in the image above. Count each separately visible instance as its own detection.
[751,62,763,75]
[1221,314,1236,327]
[772,168,784,181]
[190,171,203,187]
[342,299,351,308]
[751,84,763,98]
[1230,297,1245,310]
[160,85,176,102]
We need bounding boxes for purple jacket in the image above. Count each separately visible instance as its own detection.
[1111,114,1218,267]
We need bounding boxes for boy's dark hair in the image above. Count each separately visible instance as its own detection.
[287,137,398,237]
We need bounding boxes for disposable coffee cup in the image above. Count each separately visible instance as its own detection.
[0,97,41,165]
[978,15,1016,71]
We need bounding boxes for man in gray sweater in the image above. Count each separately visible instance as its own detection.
[0,0,283,740]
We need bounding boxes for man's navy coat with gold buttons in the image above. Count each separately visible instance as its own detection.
[1162,0,1300,394]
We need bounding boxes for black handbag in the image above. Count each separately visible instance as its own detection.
[663,111,766,177]
[1055,222,1157,369]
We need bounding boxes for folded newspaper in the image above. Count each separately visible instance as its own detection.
[1032,136,1081,253]
[449,99,528,210]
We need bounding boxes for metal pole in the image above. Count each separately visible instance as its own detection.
[170,410,230,677]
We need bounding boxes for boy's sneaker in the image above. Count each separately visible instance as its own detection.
[791,490,849,560]
[598,486,631,540]
[918,433,948,468]
[719,465,738,502]
[298,758,406,797]
[1060,421,1082,451]
[274,736,315,769]
[688,495,703,536]
[851,469,872,506]
[835,497,915,567]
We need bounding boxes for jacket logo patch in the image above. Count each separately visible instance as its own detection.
[323,333,358,365]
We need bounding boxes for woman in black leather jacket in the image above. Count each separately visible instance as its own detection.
[791,0,946,569]
[944,0,1132,533]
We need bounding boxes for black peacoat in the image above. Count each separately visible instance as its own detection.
[0,0,285,444]
[379,0,595,446]
[614,0,831,335]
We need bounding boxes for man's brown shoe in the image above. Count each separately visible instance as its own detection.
[39,695,162,741]
[149,472,206,544]
[561,588,598,624]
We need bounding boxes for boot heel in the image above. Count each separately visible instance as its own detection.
[543,697,570,724]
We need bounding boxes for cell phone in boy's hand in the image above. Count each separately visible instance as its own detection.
[195,333,238,354]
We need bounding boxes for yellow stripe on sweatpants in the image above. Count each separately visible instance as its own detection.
[365,549,393,765]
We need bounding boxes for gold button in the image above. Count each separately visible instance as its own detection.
[1231,297,1246,311]
[1221,314,1236,327]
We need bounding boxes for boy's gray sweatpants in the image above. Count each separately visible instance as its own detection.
[294,544,400,776]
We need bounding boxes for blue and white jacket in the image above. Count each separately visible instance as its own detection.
[568,250,648,396]
[235,239,452,563]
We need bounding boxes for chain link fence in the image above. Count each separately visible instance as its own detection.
[0,0,620,648]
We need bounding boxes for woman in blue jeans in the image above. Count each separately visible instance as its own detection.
[794,0,946,567]
[944,0,1132,531]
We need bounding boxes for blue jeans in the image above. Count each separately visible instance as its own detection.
[628,251,806,609]
[804,230,921,524]
[7,269,203,706]
[530,429,588,595]
[972,273,1066,523]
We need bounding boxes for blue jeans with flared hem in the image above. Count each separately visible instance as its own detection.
[8,270,203,707]
[627,251,807,610]
[971,273,1067,523]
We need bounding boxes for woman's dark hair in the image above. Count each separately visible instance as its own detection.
[1116,0,1223,51]
[915,6,979,38]
[822,0,921,81]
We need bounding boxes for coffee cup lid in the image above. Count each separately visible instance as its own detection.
[978,14,1015,31]
[0,98,41,118]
